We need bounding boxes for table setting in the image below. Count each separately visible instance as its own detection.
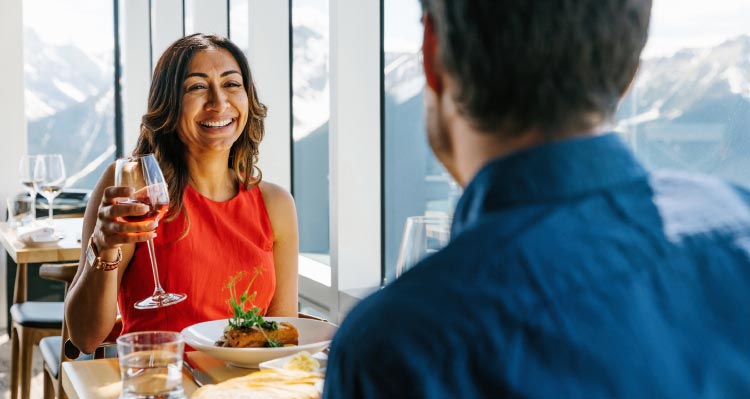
[8,153,68,248]
[63,316,337,399]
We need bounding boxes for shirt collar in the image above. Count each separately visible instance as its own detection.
[451,132,647,238]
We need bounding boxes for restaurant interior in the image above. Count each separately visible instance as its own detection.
[0,0,748,397]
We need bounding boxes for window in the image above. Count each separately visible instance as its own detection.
[616,0,750,186]
[292,0,331,268]
[382,0,459,282]
[229,0,250,54]
[23,0,116,189]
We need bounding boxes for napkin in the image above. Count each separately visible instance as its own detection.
[17,224,56,242]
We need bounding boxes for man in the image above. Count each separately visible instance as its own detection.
[324,0,750,397]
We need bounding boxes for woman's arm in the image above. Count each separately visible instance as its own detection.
[259,181,299,317]
[65,163,156,354]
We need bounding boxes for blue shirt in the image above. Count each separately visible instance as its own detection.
[323,133,750,398]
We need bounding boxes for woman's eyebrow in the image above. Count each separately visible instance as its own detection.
[185,70,241,79]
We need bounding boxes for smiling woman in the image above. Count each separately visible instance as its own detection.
[64,33,300,355]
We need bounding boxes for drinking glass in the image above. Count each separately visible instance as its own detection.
[19,155,39,221]
[395,216,451,278]
[34,154,66,221]
[117,331,185,399]
[6,195,35,228]
[115,154,186,309]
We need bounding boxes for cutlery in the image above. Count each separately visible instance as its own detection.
[183,360,213,387]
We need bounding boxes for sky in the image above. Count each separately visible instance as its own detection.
[23,0,114,53]
[644,0,749,57]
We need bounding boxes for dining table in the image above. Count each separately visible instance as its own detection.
[62,351,256,398]
[0,217,84,304]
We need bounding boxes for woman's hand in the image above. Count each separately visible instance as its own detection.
[91,186,158,253]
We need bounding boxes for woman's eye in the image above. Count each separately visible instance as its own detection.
[226,81,243,88]
[187,84,206,91]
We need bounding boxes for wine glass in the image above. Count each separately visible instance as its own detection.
[18,155,40,222]
[115,154,187,309]
[34,154,66,221]
[395,215,451,278]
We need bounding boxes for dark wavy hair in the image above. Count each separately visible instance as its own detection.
[133,33,267,221]
[420,0,652,137]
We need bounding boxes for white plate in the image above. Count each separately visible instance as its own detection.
[181,317,337,368]
[259,351,328,374]
[20,233,64,248]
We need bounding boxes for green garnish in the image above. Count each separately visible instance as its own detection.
[224,270,280,347]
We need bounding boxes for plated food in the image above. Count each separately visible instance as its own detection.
[182,272,336,367]
[182,318,336,368]
[259,351,326,374]
[215,271,300,348]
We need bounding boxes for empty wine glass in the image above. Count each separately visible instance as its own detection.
[115,154,187,309]
[34,154,66,221]
[18,155,40,222]
[395,215,451,278]
[19,155,40,195]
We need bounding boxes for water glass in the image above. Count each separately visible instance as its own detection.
[117,331,186,399]
[6,195,35,228]
[395,216,451,278]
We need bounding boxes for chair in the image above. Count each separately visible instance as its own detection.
[9,267,66,399]
[35,262,76,399]
[37,262,121,399]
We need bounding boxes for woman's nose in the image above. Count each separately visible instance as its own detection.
[206,85,229,112]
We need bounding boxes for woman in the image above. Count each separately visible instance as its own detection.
[65,34,299,354]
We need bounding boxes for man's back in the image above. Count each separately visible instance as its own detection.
[324,134,750,398]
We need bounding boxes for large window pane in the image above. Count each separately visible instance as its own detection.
[23,0,115,190]
[616,1,750,185]
[383,0,459,282]
[292,0,330,264]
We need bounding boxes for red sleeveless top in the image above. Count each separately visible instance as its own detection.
[118,183,275,335]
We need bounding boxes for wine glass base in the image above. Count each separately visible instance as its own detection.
[134,292,187,309]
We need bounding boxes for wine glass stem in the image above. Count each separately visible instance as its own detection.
[48,198,53,220]
[146,238,166,299]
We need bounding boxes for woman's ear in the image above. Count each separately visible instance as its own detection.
[422,13,442,94]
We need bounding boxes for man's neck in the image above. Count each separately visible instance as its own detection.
[449,119,604,187]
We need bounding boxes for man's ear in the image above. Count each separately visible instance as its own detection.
[422,13,442,94]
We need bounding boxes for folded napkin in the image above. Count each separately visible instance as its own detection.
[17,224,56,242]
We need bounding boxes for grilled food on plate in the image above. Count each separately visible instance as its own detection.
[216,271,299,348]
[219,322,299,348]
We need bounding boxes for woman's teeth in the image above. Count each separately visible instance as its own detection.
[199,119,233,128]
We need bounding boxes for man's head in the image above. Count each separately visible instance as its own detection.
[420,0,652,181]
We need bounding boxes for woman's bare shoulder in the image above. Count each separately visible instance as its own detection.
[258,180,295,212]
[257,181,297,237]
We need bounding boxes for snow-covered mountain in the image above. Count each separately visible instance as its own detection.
[617,35,750,182]
[618,35,750,127]
[24,29,115,189]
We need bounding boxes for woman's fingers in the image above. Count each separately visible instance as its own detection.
[102,186,134,205]
[98,201,150,222]
[95,185,160,247]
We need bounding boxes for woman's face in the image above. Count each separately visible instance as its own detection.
[178,48,249,155]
